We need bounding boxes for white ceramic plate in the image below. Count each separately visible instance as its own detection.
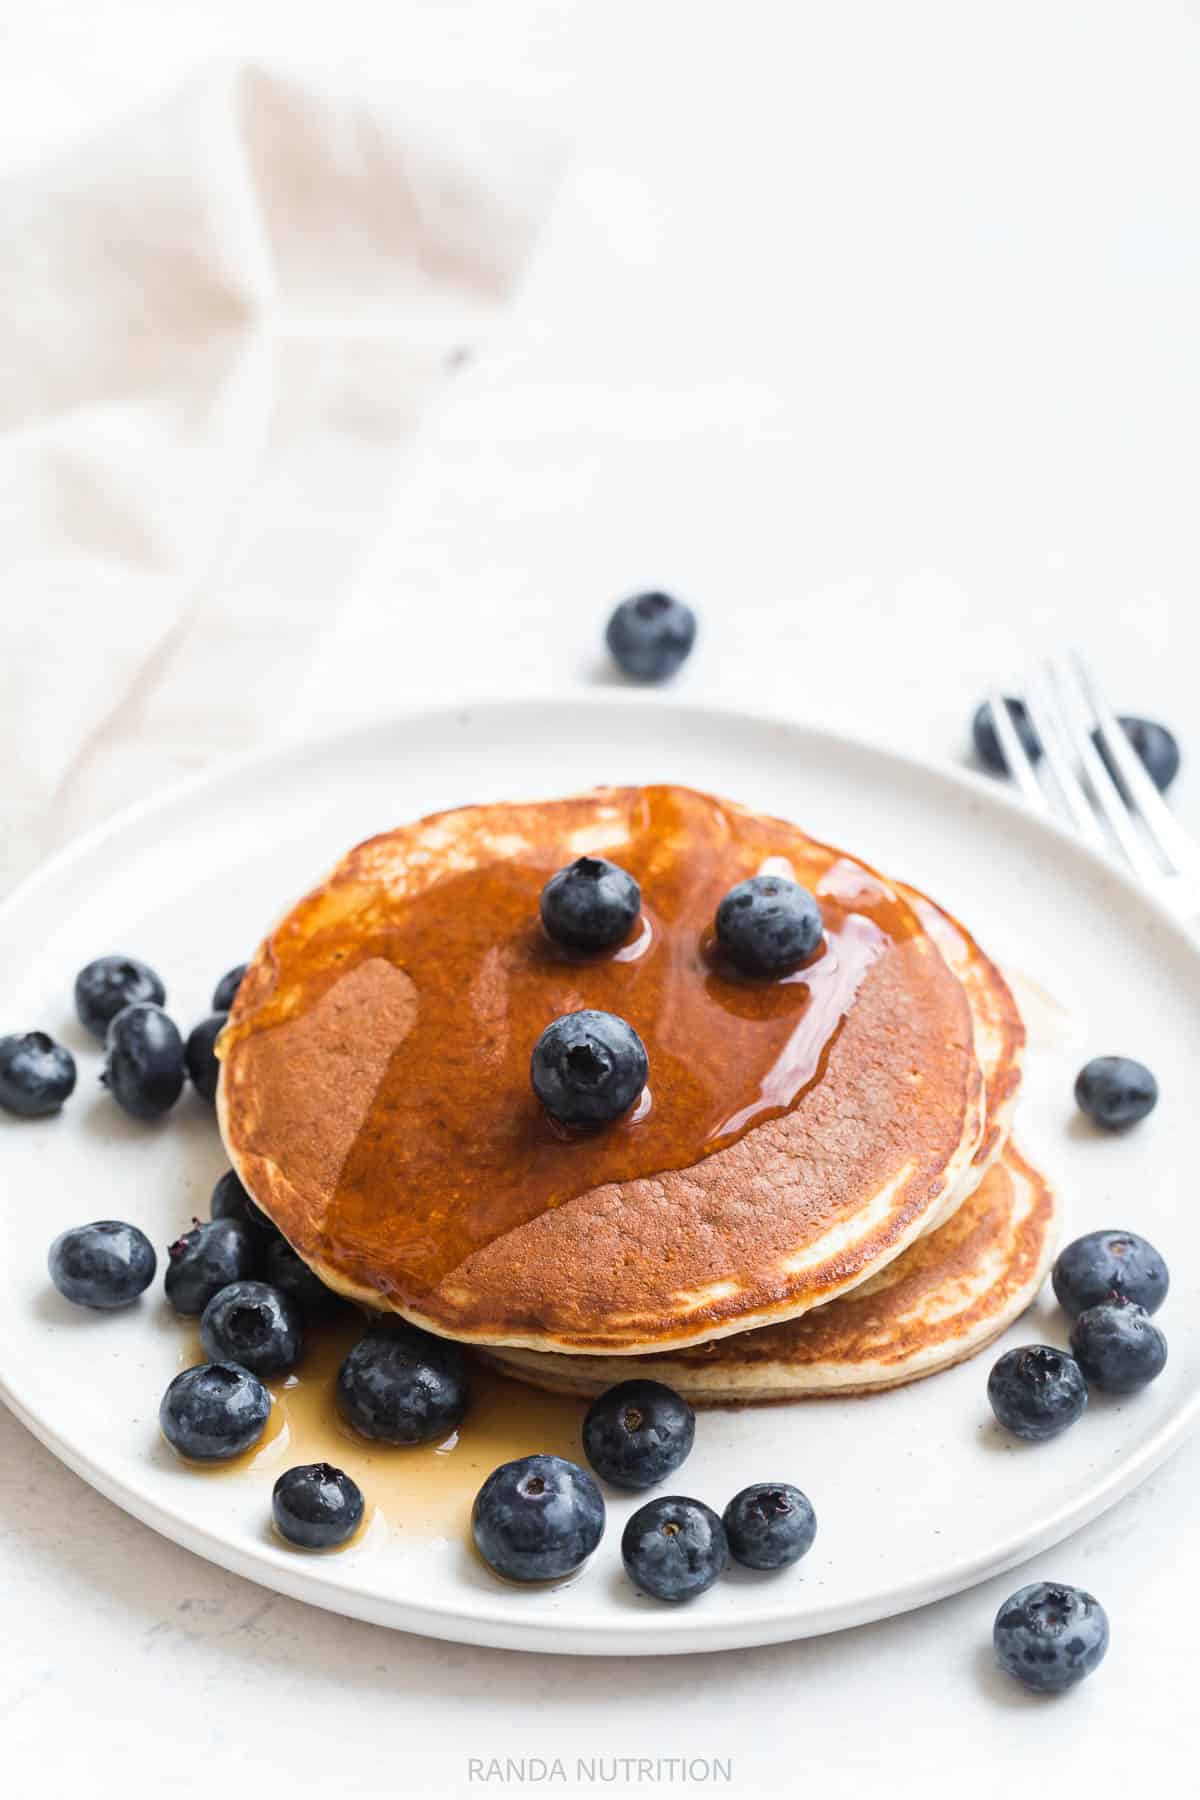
[1,697,1196,1655]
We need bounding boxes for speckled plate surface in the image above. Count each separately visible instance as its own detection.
[1,697,1197,1654]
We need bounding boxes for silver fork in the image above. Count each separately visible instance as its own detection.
[986,651,1200,919]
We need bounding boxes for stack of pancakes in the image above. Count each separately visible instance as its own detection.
[217,786,1055,1403]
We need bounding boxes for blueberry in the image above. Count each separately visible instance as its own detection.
[74,955,165,1040]
[101,1003,185,1120]
[272,1462,364,1550]
[263,1236,345,1315]
[975,702,1180,793]
[1074,1056,1157,1130]
[165,1218,259,1315]
[184,1014,226,1104]
[336,1326,468,1444]
[472,1454,605,1582]
[48,1220,157,1309]
[723,1482,817,1571]
[715,875,824,977]
[621,1496,728,1602]
[540,857,641,953]
[362,1311,469,1363]
[531,1009,648,1126]
[211,1168,278,1243]
[1052,1229,1169,1318]
[1094,716,1181,794]
[972,698,1042,774]
[987,1345,1088,1441]
[0,1032,76,1117]
[1069,1297,1167,1394]
[993,1581,1109,1693]
[605,591,697,683]
[160,1361,271,1462]
[212,964,248,1012]
[583,1380,695,1490]
[200,1279,303,1376]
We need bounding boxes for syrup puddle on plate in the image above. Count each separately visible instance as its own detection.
[167,960,1072,1554]
[173,1316,584,1545]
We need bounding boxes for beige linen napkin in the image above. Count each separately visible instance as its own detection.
[0,62,563,892]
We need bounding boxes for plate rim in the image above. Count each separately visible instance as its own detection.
[3,692,1198,1655]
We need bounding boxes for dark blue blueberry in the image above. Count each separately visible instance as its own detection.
[272,1462,364,1550]
[200,1279,303,1376]
[975,702,1180,792]
[160,1361,271,1462]
[362,1311,468,1364]
[74,955,165,1040]
[972,698,1042,774]
[1094,716,1181,794]
[472,1454,605,1582]
[336,1326,468,1444]
[723,1482,817,1571]
[605,591,697,683]
[212,964,248,1012]
[1052,1229,1169,1318]
[993,1581,1109,1693]
[263,1236,346,1315]
[1075,1056,1157,1130]
[530,1009,648,1126]
[540,857,641,953]
[164,1218,259,1315]
[1069,1297,1167,1394]
[184,1014,226,1104]
[0,1032,76,1117]
[210,1168,279,1243]
[715,875,824,977]
[101,1003,185,1120]
[987,1345,1088,1441]
[583,1380,695,1490]
[48,1219,157,1309]
[621,1496,728,1602]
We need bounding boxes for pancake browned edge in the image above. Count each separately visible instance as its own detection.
[900,884,1024,1225]
[480,1143,1058,1401]
[216,788,1010,1355]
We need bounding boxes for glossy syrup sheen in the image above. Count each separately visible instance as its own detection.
[226,788,918,1302]
[175,1318,585,1540]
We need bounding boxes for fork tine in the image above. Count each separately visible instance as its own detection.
[1069,651,1200,879]
[1020,672,1111,854]
[1046,658,1165,883]
[985,690,1049,812]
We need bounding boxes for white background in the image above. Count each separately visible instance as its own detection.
[2,4,1198,1796]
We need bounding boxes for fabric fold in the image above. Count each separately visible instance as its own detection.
[0,62,565,889]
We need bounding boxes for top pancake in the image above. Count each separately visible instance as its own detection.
[481,926,1033,1400]
[899,882,1024,1219]
[480,1142,1057,1400]
[217,786,991,1354]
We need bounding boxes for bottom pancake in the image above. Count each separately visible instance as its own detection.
[480,1143,1057,1402]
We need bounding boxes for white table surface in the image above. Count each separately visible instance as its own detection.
[4,4,1197,1795]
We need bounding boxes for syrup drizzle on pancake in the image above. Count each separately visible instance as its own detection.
[223,788,915,1303]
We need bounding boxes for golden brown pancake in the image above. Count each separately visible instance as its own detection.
[217,786,993,1354]
[480,1143,1057,1400]
[898,884,1025,1219]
